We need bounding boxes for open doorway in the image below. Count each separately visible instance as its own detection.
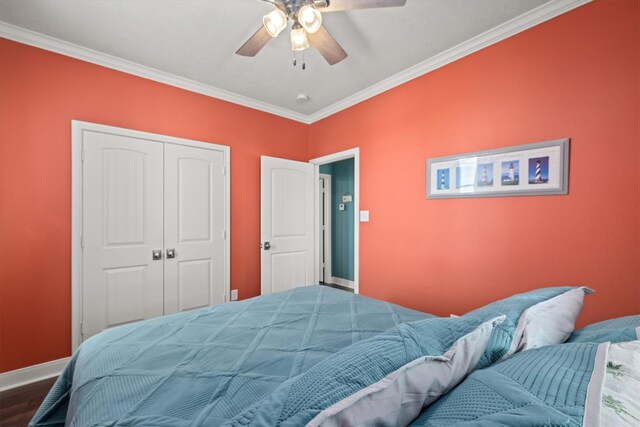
[310,148,359,294]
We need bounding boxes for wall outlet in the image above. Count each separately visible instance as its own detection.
[230,289,238,301]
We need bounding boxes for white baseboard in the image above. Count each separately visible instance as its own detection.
[0,357,69,392]
[328,277,355,289]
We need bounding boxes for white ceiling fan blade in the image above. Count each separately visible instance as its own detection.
[318,0,407,12]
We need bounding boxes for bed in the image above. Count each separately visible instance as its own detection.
[31,286,430,426]
[31,286,639,426]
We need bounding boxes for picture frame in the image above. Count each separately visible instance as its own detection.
[426,138,569,199]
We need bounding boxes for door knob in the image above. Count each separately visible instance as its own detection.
[263,242,271,250]
[166,248,176,259]
[152,250,162,260]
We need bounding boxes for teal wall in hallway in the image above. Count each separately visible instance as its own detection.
[320,158,354,281]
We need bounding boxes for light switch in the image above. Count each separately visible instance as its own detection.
[360,210,369,222]
[338,203,345,211]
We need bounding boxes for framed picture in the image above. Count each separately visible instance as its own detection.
[426,138,569,199]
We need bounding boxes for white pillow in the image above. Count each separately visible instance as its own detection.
[307,316,505,427]
[508,286,593,356]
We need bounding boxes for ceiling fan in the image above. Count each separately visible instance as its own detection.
[236,0,407,66]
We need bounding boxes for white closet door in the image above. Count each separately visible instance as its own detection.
[164,143,226,314]
[82,131,164,339]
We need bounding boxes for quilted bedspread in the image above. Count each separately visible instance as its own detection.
[409,342,603,426]
[30,286,430,426]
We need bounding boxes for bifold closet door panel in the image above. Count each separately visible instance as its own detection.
[163,143,226,314]
[82,132,165,339]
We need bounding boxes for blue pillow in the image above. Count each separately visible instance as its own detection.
[223,315,504,427]
[568,315,640,344]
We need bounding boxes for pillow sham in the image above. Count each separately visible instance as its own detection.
[410,340,639,426]
[512,286,593,352]
[598,340,640,426]
[568,315,640,344]
[224,315,505,427]
[464,286,592,369]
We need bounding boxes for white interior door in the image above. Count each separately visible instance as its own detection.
[164,143,226,314]
[82,131,164,339]
[261,156,315,294]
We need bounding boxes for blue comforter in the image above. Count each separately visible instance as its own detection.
[31,286,430,426]
[410,342,601,426]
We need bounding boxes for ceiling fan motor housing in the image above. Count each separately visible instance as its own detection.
[279,0,329,19]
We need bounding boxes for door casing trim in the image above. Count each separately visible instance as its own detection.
[318,173,332,283]
[309,148,360,294]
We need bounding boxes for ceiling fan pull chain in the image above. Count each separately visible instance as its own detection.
[302,51,306,70]
[293,51,297,66]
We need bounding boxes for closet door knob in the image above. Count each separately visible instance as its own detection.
[152,250,162,261]
[166,248,176,259]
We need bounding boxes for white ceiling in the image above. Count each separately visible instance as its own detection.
[0,0,589,122]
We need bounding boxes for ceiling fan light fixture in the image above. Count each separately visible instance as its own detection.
[298,5,322,34]
[290,26,309,51]
[263,8,287,37]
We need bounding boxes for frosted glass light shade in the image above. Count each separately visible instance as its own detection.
[298,5,322,34]
[290,26,309,51]
[263,9,287,37]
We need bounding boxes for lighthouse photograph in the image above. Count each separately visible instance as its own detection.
[528,156,550,184]
[476,163,494,187]
[436,168,450,190]
[501,160,520,185]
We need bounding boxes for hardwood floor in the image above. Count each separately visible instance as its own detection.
[0,377,56,426]
[319,282,354,293]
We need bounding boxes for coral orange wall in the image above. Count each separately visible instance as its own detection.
[1,0,638,375]
[0,39,308,373]
[308,0,639,326]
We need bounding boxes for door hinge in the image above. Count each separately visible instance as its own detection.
[224,293,227,303]
[80,322,84,336]
[80,235,84,248]
[81,148,85,162]
[222,230,227,240]
[222,166,226,176]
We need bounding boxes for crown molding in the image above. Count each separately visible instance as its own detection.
[0,0,590,125]
[0,21,310,124]
[306,0,592,123]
